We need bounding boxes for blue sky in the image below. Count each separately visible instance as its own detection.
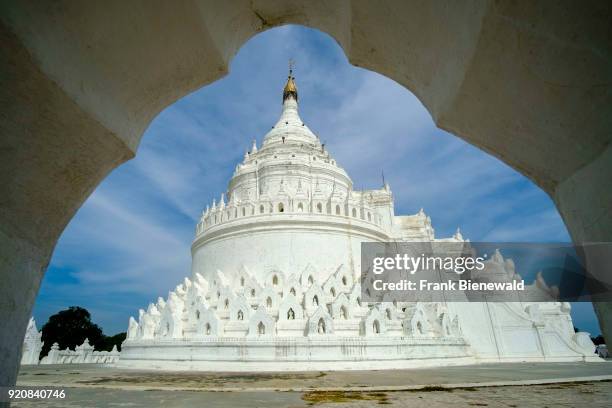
[33,25,600,336]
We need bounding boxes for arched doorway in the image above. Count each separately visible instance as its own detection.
[1,2,609,387]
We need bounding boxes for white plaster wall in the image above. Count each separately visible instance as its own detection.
[119,337,473,371]
[448,303,500,359]
[192,222,384,283]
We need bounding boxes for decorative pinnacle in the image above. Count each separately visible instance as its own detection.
[454,227,463,241]
[283,59,298,102]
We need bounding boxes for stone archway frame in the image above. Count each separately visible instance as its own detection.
[1,1,610,387]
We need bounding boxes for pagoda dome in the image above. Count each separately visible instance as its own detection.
[262,71,318,147]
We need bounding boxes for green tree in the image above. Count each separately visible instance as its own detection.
[40,306,104,357]
[97,332,127,352]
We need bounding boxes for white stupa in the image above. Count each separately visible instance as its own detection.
[119,69,598,370]
[20,317,42,365]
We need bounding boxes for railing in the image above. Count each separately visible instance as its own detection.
[196,201,382,235]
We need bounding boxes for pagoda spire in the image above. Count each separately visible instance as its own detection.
[282,59,298,102]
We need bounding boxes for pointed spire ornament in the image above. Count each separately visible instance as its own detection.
[382,170,390,191]
[251,139,258,153]
[492,248,504,263]
[313,178,326,199]
[157,297,166,309]
[331,181,343,200]
[283,60,298,102]
[454,227,463,241]
[295,178,307,199]
[278,179,289,198]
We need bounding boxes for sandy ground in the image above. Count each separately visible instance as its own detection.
[10,362,612,407]
[6,381,612,407]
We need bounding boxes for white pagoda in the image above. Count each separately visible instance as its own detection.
[119,70,598,370]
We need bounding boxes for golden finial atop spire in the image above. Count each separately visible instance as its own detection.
[283,59,298,102]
